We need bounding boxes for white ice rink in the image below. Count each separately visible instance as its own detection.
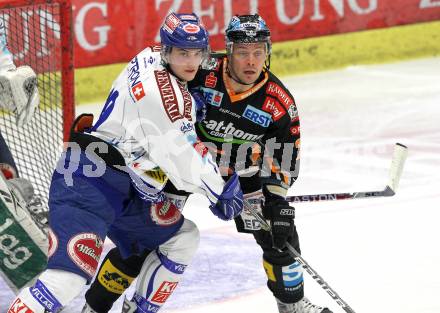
[2,57,439,313]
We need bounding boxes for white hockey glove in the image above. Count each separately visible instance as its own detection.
[0,65,40,127]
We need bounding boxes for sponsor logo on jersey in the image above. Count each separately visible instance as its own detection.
[145,167,168,184]
[127,56,145,102]
[290,125,300,136]
[180,121,194,133]
[67,233,104,277]
[143,55,155,69]
[8,298,34,313]
[262,97,286,121]
[183,23,200,33]
[150,201,182,226]
[131,82,146,101]
[219,107,241,118]
[200,87,223,107]
[176,81,193,121]
[205,72,217,88]
[203,120,264,142]
[128,57,141,88]
[98,259,134,294]
[282,261,303,287]
[151,281,179,304]
[287,104,299,122]
[263,260,276,282]
[266,82,298,120]
[30,283,57,311]
[155,70,192,122]
[47,228,58,258]
[266,82,293,108]
[173,263,187,273]
[243,105,271,127]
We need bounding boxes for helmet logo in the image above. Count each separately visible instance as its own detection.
[180,14,198,21]
[165,13,181,33]
[183,23,200,34]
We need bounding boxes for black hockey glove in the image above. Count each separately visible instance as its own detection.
[262,186,295,250]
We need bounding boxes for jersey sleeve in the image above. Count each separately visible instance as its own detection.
[259,78,300,195]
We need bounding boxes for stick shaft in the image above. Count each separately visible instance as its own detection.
[286,186,393,203]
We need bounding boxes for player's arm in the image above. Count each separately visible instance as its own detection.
[259,84,300,197]
[132,93,243,221]
[258,82,300,249]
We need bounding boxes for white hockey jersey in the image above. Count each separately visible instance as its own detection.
[90,46,225,204]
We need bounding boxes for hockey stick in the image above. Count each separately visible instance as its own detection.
[243,201,357,313]
[286,143,408,203]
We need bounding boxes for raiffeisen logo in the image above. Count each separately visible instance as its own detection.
[202,120,264,142]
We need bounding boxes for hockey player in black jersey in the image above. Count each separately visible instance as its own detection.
[82,14,332,313]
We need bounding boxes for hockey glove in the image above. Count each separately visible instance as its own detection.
[209,172,244,220]
[189,88,207,122]
[262,186,295,250]
[0,65,40,127]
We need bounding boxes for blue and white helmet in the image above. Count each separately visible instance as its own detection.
[225,14,271,55]
[160,13,209,50]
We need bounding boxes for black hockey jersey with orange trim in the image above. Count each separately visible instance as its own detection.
[189,56,300,193]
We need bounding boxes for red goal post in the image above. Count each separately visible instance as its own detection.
[0,0,74,206]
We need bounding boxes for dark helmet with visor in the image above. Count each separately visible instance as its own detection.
[225,14,271,56]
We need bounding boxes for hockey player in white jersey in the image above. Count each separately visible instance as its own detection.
[0,20,48,294]
[6,12,243,313]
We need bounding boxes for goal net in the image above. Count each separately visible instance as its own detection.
[0,0,74,209]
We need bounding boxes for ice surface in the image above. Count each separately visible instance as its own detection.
[2,57,439,313]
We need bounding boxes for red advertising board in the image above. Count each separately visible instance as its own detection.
[5,0,440,68]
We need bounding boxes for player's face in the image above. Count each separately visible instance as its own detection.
[229,42,267,85]
[168,47,204,82]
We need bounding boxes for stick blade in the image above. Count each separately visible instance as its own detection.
[388,143,408,192]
